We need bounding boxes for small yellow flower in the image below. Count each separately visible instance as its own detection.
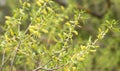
[90,50,96,53]
[64,67,70,71]
[42,9,47,15]
[47,7,53,12]
[10,29,14,36]
[81,45,87,50]
[73,30,78,35]
[65,22,71,26]
[72,67,77,71]
[61,6,65,10]
[36,1,42,6]
[77,57,85,61]
[5,16,11,19]
[42,29,48,33]
[65,16,69,19]
[5,34,10,41]
[27,3,31,7]
[36,18,41,22]
[45,0,49,2]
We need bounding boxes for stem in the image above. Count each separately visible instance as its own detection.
[10,41,21,71]
[0,49,5,71]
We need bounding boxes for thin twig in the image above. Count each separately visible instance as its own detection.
[40,64,65,71]
[24,23,32,34]
[0,53,12,71]
[0,49,5,71]
[10,41,21,71]
[33,59,52,71]
[33,64,65,71]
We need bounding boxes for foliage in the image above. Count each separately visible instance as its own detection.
[0,0,120,71]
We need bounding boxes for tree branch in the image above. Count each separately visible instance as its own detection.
[33,64,65,71]
[77,0,112,19]
[54,0,68,7]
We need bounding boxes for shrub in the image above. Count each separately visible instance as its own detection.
[0,0,119,71]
